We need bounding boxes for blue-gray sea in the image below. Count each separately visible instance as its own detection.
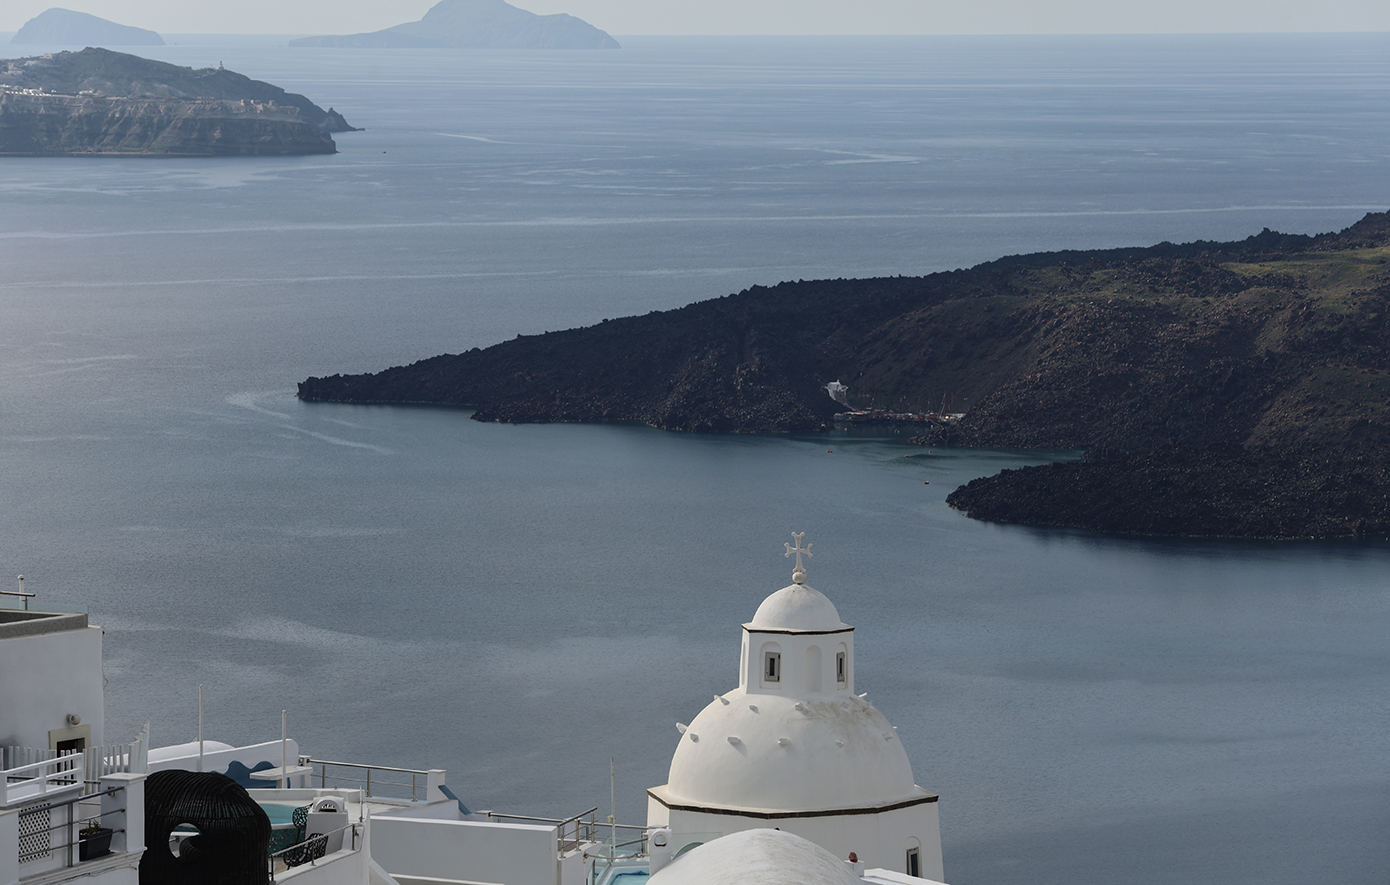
[3,34,1389,884]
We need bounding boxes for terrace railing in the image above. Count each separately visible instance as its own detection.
[2,726,148,806]
[267,820,363,882]
[304,758,437,803]
[0,753,81,807]
[485,807,647,860]
[7,783,128,880]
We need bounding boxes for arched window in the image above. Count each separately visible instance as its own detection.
[906,837,922,877]
[760,642,782,687]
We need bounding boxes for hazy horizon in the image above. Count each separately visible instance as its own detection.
[3,0,1389,38]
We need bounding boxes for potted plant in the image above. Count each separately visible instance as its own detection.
[78,819,113,861]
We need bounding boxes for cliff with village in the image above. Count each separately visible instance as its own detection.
[0,47,353,156]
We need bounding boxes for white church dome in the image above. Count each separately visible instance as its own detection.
[647,828,862,885]
[662,690,922,813]
[746,582,847,633]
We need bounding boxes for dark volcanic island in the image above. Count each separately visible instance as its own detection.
[299,213,1390,539]
[0,47,355,156]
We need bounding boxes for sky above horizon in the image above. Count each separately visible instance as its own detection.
[2,0,1388,37]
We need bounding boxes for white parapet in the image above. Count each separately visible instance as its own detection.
[372,815,581,885]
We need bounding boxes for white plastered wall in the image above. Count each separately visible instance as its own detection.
[370,816,561,885]
[740,629,854,697]
[0,626,104,751]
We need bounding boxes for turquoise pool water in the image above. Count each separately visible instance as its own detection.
[259,804,301,826]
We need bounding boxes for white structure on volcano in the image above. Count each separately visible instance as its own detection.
[647,534,943,880]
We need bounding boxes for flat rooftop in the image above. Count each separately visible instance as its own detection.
[0,609,89,639]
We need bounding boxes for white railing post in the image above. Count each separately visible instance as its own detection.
[101,773,144,857]
[425,769,447,804]
[132,724,149,774]
[0,806,20,885]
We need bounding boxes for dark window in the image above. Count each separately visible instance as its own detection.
[907,846,920,877]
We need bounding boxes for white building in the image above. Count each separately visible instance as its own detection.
[3,535,953,885]
[646,536,944,880]
[0,608,104,757]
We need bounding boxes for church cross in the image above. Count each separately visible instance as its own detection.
[785,532,813,582]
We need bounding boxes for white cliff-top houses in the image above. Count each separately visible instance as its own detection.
[1,537,949,885]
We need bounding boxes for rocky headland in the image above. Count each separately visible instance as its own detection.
[291,0,620,50]
[299,213,1390,538]
[0,47,355,156]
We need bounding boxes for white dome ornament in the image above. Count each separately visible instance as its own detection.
[785,531,812,584]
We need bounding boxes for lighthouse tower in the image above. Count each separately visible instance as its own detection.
[646,535,943,880]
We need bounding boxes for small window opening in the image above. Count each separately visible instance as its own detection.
[907,846,921,877]
[55,738,85,756]
[836,651,847,686]
[764,651,781,683]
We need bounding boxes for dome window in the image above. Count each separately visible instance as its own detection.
[763,651,781,684]
[836,650,847,687]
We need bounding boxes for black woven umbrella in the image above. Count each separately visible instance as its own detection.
[139,769,271,885]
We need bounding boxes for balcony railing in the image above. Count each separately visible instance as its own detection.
[3,728,148,807]
[267,820,363,882]
[485,807,648,860]
[304,758,436,803]
[10,784,127,878]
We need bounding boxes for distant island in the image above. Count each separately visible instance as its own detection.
[11,8,163,46]
[298,213,1390,539]
[290,0,620,49]
[0,47,356,156]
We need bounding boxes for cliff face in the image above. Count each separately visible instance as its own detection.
[931,248,1390,455]
[0,92,337,155]
[299,213,1390,537]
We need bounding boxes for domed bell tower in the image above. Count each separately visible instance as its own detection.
[738,533,855,699]
[647,534,943,880]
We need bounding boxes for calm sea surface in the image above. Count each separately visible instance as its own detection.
[2,35,1388,884]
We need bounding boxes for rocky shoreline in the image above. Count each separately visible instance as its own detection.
[946,444,1390,539]
[300,213,1390,538]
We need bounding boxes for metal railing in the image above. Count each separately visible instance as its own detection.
[305,759,430,802]
[267,821,362,882]
[1,576,34,611]
[14,785,124,872]
[0,587,34,611]
[485,808,648,859]
[487,807,597,856]
[583,824,671,885]
[586,830,723,885]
